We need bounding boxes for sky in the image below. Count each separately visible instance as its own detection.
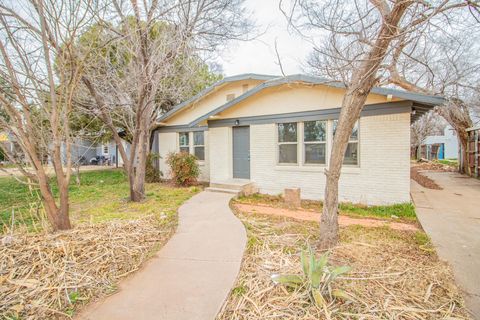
[217,0,313,77]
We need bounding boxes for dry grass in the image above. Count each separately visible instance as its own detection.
[217,208,470,320]
[0,216,175,319]
[410,161,453,190]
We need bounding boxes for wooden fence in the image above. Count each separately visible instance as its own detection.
[467,126,480,178]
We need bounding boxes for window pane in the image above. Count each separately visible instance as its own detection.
[305,143,326,164]
[193,131,204,146]
[194,147,205,160]
[180,147,189,153]
[179,132,189,146]
[344,142,358,165]
[333,120,358,140]
[350,122,359,140]
[279,144,297,163]
[278,123,297,142]
[304,121,326,142]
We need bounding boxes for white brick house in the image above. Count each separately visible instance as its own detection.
[154,74,444,205]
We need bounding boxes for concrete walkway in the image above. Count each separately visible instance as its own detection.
[411,172,480,319]
[78,191,247,320]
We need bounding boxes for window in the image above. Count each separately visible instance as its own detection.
[226,93,235,101]
[333,120,359,165]
[278,122,298,164]
[304,120,327,164]
[193,131,205,161]
[103,144,109,154]
[179,132,189,153]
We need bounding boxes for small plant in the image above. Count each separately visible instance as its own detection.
[166,152,200,186]
[271,245,351,307]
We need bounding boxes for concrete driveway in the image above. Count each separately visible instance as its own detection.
[411,171,480,319]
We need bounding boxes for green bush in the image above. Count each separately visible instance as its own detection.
[166,152,200,186]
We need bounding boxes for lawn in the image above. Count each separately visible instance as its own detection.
[0,169,200,319]
[217,207,468,319]
[0,169,199,232]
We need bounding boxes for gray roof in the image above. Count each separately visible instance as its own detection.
[160,73,445,126]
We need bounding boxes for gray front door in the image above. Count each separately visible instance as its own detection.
[233,126,250,179]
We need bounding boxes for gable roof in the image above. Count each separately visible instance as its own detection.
[159,73,445,127]
[158,73,277,122]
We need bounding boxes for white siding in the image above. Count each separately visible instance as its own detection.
[249,113,411,205]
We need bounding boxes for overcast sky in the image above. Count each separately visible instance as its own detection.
[217,0,313,77]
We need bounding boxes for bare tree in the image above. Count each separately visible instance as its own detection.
[80,0,252,202]
[411,111,445,158]
[282,0,478,248]
[0,0,96,230]
[381,25,480,172]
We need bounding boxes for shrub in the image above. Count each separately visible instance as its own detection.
[166,152,200,186]
[145,153,162,183]
[271,245,352,307]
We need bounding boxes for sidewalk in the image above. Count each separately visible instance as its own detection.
[78,191,247,320]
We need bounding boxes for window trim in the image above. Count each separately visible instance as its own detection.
[303,120,327,166]
[179,132,190,154]
[276,122,299,165]
[332,119,360,167]
[193,131,205,161]
[102,144,109,155]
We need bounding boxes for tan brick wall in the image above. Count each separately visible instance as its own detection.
[249,113,411,205]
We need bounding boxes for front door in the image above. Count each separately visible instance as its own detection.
[233,126,250,179]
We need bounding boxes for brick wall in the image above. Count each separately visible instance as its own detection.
[250,113,411,205]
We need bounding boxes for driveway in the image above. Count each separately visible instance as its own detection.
[411,171,480,319]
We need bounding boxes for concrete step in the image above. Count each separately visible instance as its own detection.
[210,182,253,191]
[205,187,240,195]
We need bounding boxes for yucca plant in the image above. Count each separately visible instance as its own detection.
[271,245,352,307]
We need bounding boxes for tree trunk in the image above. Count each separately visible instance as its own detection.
[37,173,71,231]
[318,0,411,249]
[458,130,470,174]
[129,118,150,202]
[320,90,370,249]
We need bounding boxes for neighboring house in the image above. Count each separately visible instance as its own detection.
[154,73,444,205]
[421,125,459,160]
[61,138,129,167]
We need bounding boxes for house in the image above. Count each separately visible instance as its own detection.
[154,74,444,205]
[421,125,459,160]
[61,138,129,167]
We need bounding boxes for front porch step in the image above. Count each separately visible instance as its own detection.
[207,179,258,197]
[205,187,240,195]
[210,179,254,191]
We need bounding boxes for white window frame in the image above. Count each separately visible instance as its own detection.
[179,132,190,153]
[303,120,327,166]
[193,131,205,161]
[332,119,360,167]
[102,144,109,155]
[277,122,299,165]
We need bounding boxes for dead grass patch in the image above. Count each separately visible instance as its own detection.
[217,208,469,319]
[411,166,442,190]
[0,216,175,319]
